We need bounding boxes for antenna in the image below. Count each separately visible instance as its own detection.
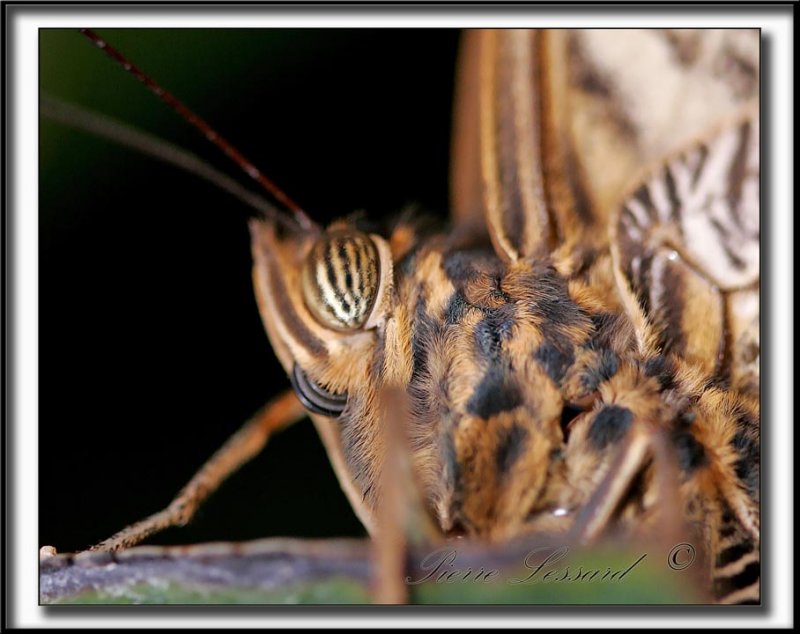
[41,94,301,231]
[79,28,314,232]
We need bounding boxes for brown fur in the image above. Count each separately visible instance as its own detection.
[247,30,759,604]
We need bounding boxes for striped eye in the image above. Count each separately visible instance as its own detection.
[301,229,381,331]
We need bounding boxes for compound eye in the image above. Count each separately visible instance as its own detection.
[301,229,381,331]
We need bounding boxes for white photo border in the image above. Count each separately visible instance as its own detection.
[5,2,794,629]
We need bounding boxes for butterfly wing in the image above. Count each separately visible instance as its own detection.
[612,112,759,383]
[541,29,759,243]
[450,29,555,261]
[449,30,761,604]
[450,29,759,260]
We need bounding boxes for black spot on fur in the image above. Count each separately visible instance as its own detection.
[526,264,589,333]
[731,432,758,474]
[474,321,501,361]
[467,366,523,419]
[598,349,620,380]
[735,409,759,434]
[672,430,707,472]
[444,291,470,325]
[410,295,439,382]
[399,249,419,276]
[701,372,732,391]
[588,313,621,350]
[582,349,620,392]
[589,313,612,329]
[473,304,516,362]
[443,249,503,284]
[538,322,577,363]
[731,431,760,497]
[535,341,575,383]
[676,409,697,428]
[495,424,529,476]
[588,405,633,450]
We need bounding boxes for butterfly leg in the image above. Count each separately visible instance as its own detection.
[566,421,682,546]
[564,402,760,603]
[83,390,306,553]
[371,387,443,604]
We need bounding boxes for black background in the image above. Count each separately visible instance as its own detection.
[39,29,460,552]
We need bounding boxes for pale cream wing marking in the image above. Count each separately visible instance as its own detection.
[551,29,759,235]
[612,110,759,380]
